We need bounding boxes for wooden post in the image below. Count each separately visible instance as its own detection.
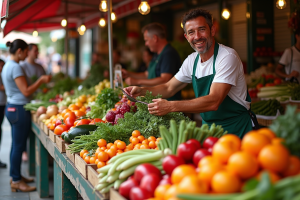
[28,130,35,176]
[54,160,77,200]
[35,136,49,197]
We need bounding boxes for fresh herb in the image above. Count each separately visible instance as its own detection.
[270,105,300,157]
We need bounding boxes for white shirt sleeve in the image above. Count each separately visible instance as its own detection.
[213,54,241,86]
[174,53,197,83]
[279,48,291,66]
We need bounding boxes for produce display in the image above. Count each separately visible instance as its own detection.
[251,99,284,116]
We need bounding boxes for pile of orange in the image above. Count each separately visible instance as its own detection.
[129,130,160,150]
[155,128,300,199]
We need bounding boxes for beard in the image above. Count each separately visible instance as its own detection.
[189,35,213,54]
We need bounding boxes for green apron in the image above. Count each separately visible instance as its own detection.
[147,44,181,101]
[192,42,252,138]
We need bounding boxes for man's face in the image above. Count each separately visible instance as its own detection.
[28,45,39,59]
[144,30,157,53]
[184,16,215,54]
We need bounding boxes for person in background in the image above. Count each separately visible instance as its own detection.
[113,50,127,70]
[276,29,300,82]
[122,23,182,100]
[2,39,51,192]
[21,43,46,82]
[0,59,6,168]
[137,47,155,72]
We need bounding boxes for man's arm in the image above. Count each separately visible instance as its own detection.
[126,73,173,86]
[275,64,299,79]
[147,82,232,116]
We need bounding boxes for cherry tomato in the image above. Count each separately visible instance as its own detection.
[76,119,91,126]
[54,125,68,135]
[64,117,75,128]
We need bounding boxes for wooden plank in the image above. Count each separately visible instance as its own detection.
[43,123,49,135]
[49,130,56,143]
[110,188,126,200]
[35,136,49,197]
[56,136,66,153]
[75,154,97,179]
[28,130,36,176]
[39,121,44,130]
[65,143,76,163]
[87,165,98,188]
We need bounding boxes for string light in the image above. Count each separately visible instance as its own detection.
[99,18,106,27]
[99,0,108,12]
[138,0,151,15]
[32,30,38,37]
[222,8,230,20]
[276,0,286,9]
[111,12,117,23]
[61,19,67,27]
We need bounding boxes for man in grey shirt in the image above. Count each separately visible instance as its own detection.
[20,44,46,83]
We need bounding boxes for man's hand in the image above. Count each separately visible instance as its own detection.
[288,70,299,78]
[124,86,143,97]
[41,75,52,84]
[125,77,139,86]
[148,98,172,116]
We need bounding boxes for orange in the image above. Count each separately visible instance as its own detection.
[89,156,96,164]
[149,141,156,149]
[132,130,141,137]
[227,151,259,179]
[154,184,171,200]
[74,110,85,117]
[283,156,300,177]
[126,143,134,150]
[84,156,90,164]
[198,162,224,185]
[178,175,209,194]
[95,159,99,165]
[258,144,289,173]
[131,138,140,145]
[107,149,116,158]
[114,140,121,146]
[80,149,88,158]
[129,136,135,143]
[117,141,126,150]
[100,147,106,151]
[97,161,106,168]
[110,144,118,152]
[198,156,221,168]
[106,143,113,149]
[171,165,197,184]
[211,171,241,193]
[142,139,149,145]
[256,170,281,183]
[137,136,145,143]
[140,144,150,149]
[124,148,130,152]
[257,128,276,140]
[148,136,156,141]
[218,134,241,150]
[82,152,88,160]
[97,151,109,162]
[212,141,239,164]
[241,132,271,156]
[68,104,79,111]
[80,106,86,112]
[75,102,83,108]
[61,108,71,117]
[272,138,285,145]
[164,184,179,200]
[97,139,107,147]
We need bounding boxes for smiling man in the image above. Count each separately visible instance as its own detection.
[124,8,255,138]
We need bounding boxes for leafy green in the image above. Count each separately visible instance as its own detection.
[86,88,120,119]
[270,105,300,157]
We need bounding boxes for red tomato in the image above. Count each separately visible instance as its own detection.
[193,149,211,166]
[274,78,282,85]
[265,83,275,87]
[64,111,76,120]
[64,117,75,128]
[76,119,91,126]
[89,120,95,125]
[203,137,219,149]
[134,164,162,183]
[140,174,161,196]
[186,139,201,149]
[162,155,185,176]
[54,125,68,135]
[256,83,264,90]
[177,142,198,162]
[55,119,62,127]
[119,178,139,199]
[129,187,152,200]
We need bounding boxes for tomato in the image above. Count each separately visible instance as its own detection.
[186,139,201,149]
[76,119,91,126]
[274,78,282,85]
[256,83,264,90]
[90,118,103,125]
[54,125,68,135]
[134,164,162,183]
[140,174,161,196]
[119,178,139,199]
[171,164,197,184]
[97,151,109,162]
[283,156,300,177]
[55,119,62,127]
[132,130,141,137]
[97,139,107,147]
[162,155,185,176]
[265,83,275,87]
[64,111,76,121]
[64,117,75,128]
[117,141,126,150]
[203,137,219,149]
[159,177,172,186]
[193,149,211,166]
[129,187,152,200]
[74,110,85,117]
[80,149,88,158]
[177,142,198,162]
[266,74,275,80]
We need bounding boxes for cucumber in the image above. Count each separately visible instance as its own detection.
[66,125,97,142]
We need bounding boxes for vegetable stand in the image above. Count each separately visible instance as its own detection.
[31,121,109,200]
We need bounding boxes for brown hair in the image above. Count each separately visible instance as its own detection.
[182,8,213,33]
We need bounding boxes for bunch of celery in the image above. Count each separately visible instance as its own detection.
[257,85,290,101]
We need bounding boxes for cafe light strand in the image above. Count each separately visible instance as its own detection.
[61,19,67,27]
[222,8,231,20]
[99,18,106,27]
[276,0,286,9]
[32,30,38,37]
[138,0,151,15]
[99,0,108,12]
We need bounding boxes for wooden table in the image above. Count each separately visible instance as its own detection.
[31,122,108,200]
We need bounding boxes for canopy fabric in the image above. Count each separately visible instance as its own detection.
[3,0,170,36]
[1,0,9,18]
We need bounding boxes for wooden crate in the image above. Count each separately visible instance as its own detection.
[110,188,126,200]
[257,118,273,127]
[43,123,49,135]
[65,143,76,163]
[39,121,44,130]
[87,165,99,188]
[49,130,56,143]
[75,154,97,179]
[289,101,300,109]
[56,136,66,153]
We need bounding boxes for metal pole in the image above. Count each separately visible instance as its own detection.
[64,0,69,76]
[107,0,114,89]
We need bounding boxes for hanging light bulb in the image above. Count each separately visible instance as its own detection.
[111,12,117,23]
[51,36,57,42]
[222,8,230,20]
[276,0,286,9]
[99,0,108,12]
[61,19,67,27]
[32,30,38,37]
[99,18,106,27]
[138,0,151,15]
[77,27,84,35]
[80,24,86,32]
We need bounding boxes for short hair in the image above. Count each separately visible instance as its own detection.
[0,59,4,64]
[6,39,28,54]
[28,43,37,51]
[141,23,166,39]
[182,8,213,33]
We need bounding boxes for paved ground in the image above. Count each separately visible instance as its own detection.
[0,118,54,200]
